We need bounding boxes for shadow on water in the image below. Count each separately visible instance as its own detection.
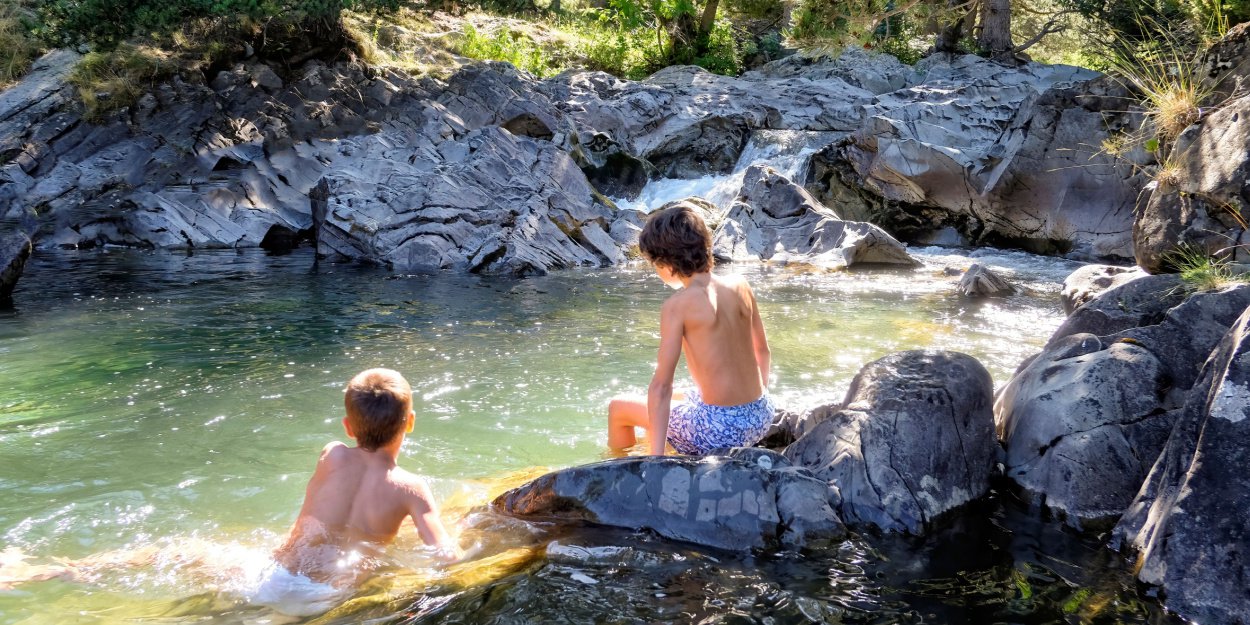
[308,495,1179,625]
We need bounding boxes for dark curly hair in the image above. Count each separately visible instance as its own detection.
[638,201,714,277]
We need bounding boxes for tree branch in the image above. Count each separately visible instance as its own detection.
[1010,9,1078,54]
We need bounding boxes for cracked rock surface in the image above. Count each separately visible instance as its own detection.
[995,335,1171,527]
[783,350,996,535]
[494,451,845,551]
[1113,306,1250,625]
[713,164,919,268]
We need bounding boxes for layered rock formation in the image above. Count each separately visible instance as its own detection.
[712,165,918,268]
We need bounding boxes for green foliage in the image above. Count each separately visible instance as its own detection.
[1164,245,1250,290]
[1,0,44,85]
[70,43,177,121]
[689,18,741,74]
[37,0,401,49]
[458,22,565,76]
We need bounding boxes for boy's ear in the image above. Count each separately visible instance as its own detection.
[405,411,415,433]
[342,417,355,439]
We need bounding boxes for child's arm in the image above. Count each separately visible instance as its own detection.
[648,299,685,455]
[404,477,463,563]
[747,285,771,389]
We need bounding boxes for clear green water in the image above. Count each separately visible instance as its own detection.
[0,248,1177,624]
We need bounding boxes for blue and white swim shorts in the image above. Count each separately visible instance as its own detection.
[666,388,775,455]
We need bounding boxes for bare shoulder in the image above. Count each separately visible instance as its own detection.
[389,467,436,507]
[317,441,350,465]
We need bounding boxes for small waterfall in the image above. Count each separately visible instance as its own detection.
[611,130,846,214]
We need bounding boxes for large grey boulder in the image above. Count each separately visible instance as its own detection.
[1060,264,1147,314]
[809,57,1145,261]
[712,165,918,268]
[494,453,845,551]
[783,351,996,534]
[1134,92,1250,272]
[314,126,619,275]
[1113,306,1250,625]
[995,334,1172,527]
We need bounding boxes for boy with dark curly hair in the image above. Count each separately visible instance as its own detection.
[607,201,775,455]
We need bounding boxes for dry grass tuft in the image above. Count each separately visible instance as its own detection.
[70,44,176,121]
[0,0,44,87]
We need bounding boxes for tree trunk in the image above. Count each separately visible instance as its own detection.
[933,0,974,53]
[696,0,721,54]
[977,0,1013,56]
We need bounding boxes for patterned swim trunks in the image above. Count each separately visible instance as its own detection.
[666,388,775,455]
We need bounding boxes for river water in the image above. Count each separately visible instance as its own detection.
[0,246,1180,624]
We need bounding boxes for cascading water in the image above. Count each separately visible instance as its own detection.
[611,130,846,214]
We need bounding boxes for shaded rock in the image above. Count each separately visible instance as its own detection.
[712,165,918,268]
[994,334,1172,527]
[1060,264,1147,314]
[495,454,845,551]
[957,263,1014,297]
[1105,284,1250,393]
[783,351,996,534]
[563,130,654,200]
[315,126,618,275]
[0,229,33,302]
[812,58,1145,260]
[758,403,842,450]
[1113,306,1250,625]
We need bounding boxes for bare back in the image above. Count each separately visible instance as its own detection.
[669,274,766,406]
[274,442,442,581]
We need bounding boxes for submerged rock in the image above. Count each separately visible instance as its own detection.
[494,453,845,551]
[1113,306,1250,625]
[956,264,1014,297]
[784,350,996,534]
[712,165,918,268]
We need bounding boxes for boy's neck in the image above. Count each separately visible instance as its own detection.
[680,272,712,288]
[359,437,404,462]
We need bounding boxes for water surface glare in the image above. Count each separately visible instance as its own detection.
[0,248,1175,624]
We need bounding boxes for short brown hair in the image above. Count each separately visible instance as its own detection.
[638,201,714,277]
[344,368,413,450]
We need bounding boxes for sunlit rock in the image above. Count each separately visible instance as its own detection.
[956,263,1014,297]
[1060,264,1147,314]
[809,56,1144,261]
[1113,306,1250,625]
[784,350,996,534]
[494,453,845,551]
[713,165,918,268]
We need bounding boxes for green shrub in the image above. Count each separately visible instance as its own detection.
[1,0,44,85]
[37,0,402,49]
[1164,245,1249,291]
[457,22,567,76]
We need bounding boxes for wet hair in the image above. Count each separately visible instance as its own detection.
[638,201,714,277]
[344,368,413,450]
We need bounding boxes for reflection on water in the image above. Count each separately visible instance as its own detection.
[0,248,1175,624]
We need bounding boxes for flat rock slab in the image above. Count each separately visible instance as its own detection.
[494,453,845,551]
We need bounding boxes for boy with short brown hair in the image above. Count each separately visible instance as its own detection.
[607,201,775,455]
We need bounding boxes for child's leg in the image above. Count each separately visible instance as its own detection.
[607,394,648,449]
